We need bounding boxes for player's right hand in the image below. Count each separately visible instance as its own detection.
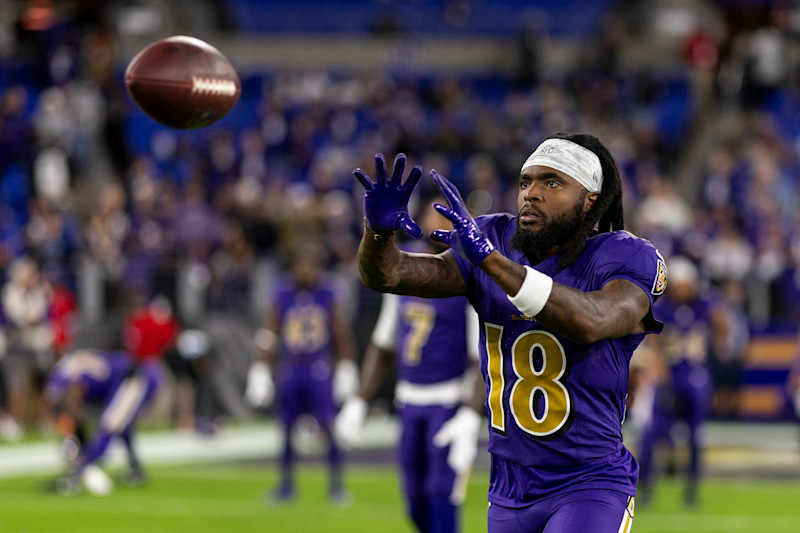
[245,362,275,408]
[334,396,367,448]
[430,170,495,266]
[353,153,423,239]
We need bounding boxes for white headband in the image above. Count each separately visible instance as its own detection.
[521,138,603,193]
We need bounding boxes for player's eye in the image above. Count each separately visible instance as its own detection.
[546,180,559,188]
[519,180,530,189]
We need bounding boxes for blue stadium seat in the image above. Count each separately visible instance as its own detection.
[222,0,612,37]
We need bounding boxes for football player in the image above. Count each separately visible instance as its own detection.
[246,245,358,503]
[336,199,484,532]
[636,256,728,507]
[787,331,800,446]
[45,349,162,495]
[353,132,665,532]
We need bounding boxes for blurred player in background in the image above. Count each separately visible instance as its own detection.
[44,349,162,495]
[636,256,728,507]
[354,133,665,533]
[785,332,800,451]
[710,281,748,419]
[1,257,54,429]
[246,244,358,503]
[170,329,218,435]
[336,199,484,533]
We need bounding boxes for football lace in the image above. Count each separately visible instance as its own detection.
[190,76,237,97]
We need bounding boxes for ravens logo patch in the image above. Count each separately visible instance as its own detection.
[651,258,668,295]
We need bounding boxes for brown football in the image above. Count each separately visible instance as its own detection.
[125,36,241,130]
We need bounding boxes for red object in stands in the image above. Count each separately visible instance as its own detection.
[124,306,179,361]
[50,285,77,355]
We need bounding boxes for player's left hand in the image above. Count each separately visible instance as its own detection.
[429,170,495,266]
[433,406,482,473]
[333,359,359,404]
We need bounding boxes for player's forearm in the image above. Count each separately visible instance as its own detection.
[358,344,395,402]
[538,278,651,343]
[334,341,356,363]
[254,328,277,366]
[480,252,643,344]
[254,309,280,366]
[358,226,404,291]
[534,284,626,344]
[358,226,466,297]
[333,309,357,363]
[65,385,86,423]
[257,349,276,366]
[478,250,527,295]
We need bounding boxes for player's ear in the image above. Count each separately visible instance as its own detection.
[584,192,600,213]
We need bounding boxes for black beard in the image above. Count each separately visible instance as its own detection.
[510,199,585,262]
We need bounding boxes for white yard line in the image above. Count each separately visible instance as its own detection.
[0,418,400,479]
[1,419,798,479]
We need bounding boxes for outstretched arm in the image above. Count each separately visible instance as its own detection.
[331,298,360,403]
[357,342,395,402]
[245,305,279,408]
[431,170,651,345]
[332,302,356,364]
[354,153,465,298]
[479,251,650,343]
[358,227,465,297]
[254,306,279,366]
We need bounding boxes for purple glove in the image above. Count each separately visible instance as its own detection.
[353,153,423,239]
[430,170,495,266]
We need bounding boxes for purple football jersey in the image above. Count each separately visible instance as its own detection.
[396,294,471,384]
[273,276,338,366]
[46,350,134,404]
[451,214,665,505]
[655,295,716,368]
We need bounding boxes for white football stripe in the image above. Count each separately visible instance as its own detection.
[190,76,237,97]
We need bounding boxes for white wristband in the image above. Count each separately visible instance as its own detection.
[507,266,553,317]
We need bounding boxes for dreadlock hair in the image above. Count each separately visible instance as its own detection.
[546,132,624,269]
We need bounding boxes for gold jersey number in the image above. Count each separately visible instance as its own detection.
[485,323,571,437]
[283,304,330,353]
[402,302,436,366]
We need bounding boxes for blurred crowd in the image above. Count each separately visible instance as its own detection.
[0,0,798,440]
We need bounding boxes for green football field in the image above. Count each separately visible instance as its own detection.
[0,464,799,533]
